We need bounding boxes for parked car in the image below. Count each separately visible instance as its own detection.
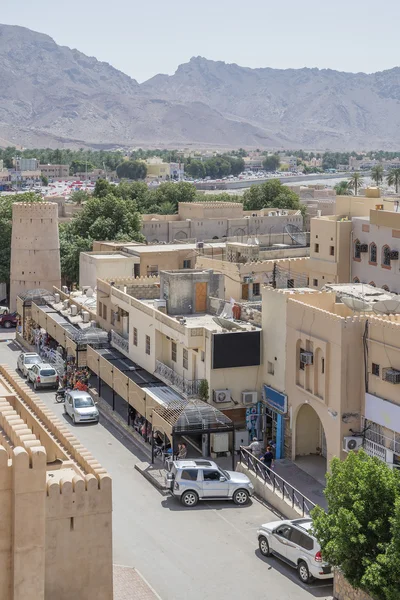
[0,311,17,328]
[27,363,59,390]
[17,352,42,377]
[166,459,254,507]
[64,390,99,424]
[257,518,333,584]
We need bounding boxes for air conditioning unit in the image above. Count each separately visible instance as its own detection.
[359,244,368,253]
[210,432,229,453]
[384,368,400,384]
[70,305,78,316]
[242,391,257,406]
[62,299,69,309]
[390,250,399,260]
[214,389,232,403]
[300,351,314,365]
[54,293,60,304]
[154,299,167,311]
[82,311,90,323]
[343,436,363,452]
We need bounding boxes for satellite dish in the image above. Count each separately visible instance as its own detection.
[342,296,373,312]
[372,299,400,315]
[284,223,307,246]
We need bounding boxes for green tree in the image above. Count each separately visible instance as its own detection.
[185,160,206,179]
[70,190,89,205]
[69,160,96,175]
[243,180,304,214]
[334,181,353,196]
[348,172,364,196]
[198,379,209,402]
[93,179,112,198]
[40,175,48,186]
[116,160,147,180]
[312,450,400,600]
[146,181,197,213]
[387,168,400,193]
[371,165,384,186]
[158,201,176,215]
[262,154,280,172]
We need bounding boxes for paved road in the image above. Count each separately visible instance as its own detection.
[0,332,333,600]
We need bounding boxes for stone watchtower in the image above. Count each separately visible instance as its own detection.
[10,202,61,310]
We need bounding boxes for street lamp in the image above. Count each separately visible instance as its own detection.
[268,225,275,246]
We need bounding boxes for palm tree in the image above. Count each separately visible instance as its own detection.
[387,168,400,193]
[371,165,384,186]
[348,172,364,196]
[334,181,352,196]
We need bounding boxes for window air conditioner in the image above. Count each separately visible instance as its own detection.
[384,368,400,384]
[242,391,258,406]
[359,244,368,253]
[390,250,399,260]
[300,351,314,365]
[343,436,363,452]
[214,389,232,403]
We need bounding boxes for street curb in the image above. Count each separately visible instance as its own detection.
[134,461,170,495]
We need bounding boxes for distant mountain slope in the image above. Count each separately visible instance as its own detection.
[1,25,400,149]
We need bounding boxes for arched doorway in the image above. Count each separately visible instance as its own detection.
[295,403,327,483]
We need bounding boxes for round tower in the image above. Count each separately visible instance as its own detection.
[10,202,61,310]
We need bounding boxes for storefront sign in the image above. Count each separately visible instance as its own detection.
[365,392,400,430]
[263,385,287,415]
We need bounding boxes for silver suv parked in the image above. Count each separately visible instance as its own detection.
[257,518,333,584]
[167,459,254,507]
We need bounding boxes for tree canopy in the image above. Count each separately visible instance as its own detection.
[312,450,400,600]
[387,168,400,193]
[116,160,147,180]
[262,154,280,172]
[334,181,353,196]
[242,179,304,214]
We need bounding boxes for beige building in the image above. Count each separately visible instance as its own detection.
[10,202,61,311]
[142,201,303,243]
[81,241,224,288]
[40,164,69,178]
[96,270,262,427]
[0,364,112,600]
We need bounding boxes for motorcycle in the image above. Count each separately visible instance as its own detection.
[55,387,68,403]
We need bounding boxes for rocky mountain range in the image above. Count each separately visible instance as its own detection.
[1,24,400,150]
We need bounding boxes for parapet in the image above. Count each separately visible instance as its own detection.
[12,201,58,217]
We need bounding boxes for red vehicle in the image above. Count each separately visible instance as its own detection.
[0,312,17,328]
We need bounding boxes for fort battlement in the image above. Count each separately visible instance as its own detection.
[12,201,58,215]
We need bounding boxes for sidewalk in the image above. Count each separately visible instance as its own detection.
[114,565,161,600]
[273,458,327,510]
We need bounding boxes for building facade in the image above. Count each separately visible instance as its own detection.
[40,164,69,178]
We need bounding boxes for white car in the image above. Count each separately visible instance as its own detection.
[257,518,333,584]
[64,390,99,424]
[17,352,42,378]
[27,363,59,390]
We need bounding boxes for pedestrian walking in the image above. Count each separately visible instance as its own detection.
[244,437,262,457]
[262,445,274,470]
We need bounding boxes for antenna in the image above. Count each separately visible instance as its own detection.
[372,299,400,315]
[342,296,373,312]
[284,223,307,246]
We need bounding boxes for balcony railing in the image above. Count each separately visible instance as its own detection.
[111,329,129,354]
[155,360,201,397]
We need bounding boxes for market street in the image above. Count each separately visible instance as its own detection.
[0,332,333,600]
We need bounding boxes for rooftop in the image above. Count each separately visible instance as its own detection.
[322,283,396,303]
[121,242,225,255]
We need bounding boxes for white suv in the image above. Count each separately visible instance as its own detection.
[17,352,41,378]
[27,363,59,390]
[257,518,333,584]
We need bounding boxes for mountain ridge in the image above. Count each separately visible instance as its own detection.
[1,24,400,150]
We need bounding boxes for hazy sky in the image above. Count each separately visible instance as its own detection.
[1,0,399,82]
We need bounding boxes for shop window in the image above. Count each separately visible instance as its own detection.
[369,243,377,264]
[171,341,177,362]
[183,259,191,269]
[372,363,380,376]
[382,245,391,267]
[133,327,138,346]
[268,361,275,375]
[183,348,188,370]
[253,283,260,296]
[145,335,151,355]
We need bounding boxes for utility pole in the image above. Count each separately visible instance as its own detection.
[272,262,277,289]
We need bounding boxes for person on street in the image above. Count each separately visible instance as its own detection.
[245,437,262,456]
[262,445,274,470]
[177,442,187,459]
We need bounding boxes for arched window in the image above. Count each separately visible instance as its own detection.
[369,243,377,264]
[369,281,376,287]
[354,239,361,259]
[353,277,360,283]
[382,285,389,291]
[382,245,391,267]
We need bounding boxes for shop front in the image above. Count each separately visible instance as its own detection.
[262,385,288,459]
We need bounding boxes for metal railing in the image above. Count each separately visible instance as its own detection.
[155,360,201,397]
[111,330,129,354]
[239,447,317,517]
